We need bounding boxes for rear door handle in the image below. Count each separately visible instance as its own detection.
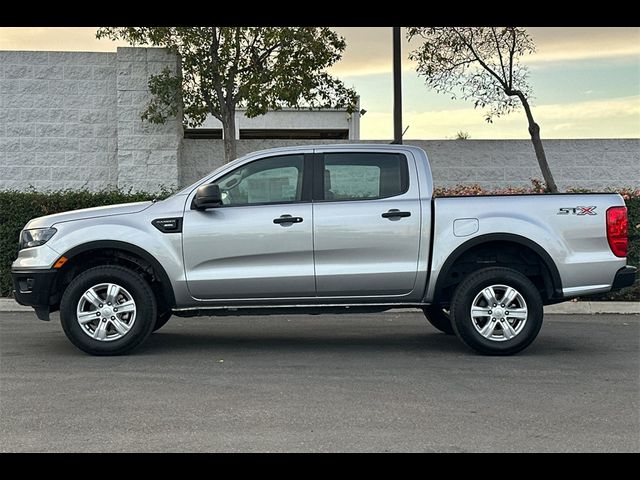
[382,209,411,219]
[273,214,303,225]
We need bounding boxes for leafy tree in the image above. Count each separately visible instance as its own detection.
[97,27,357,162]
[407,27,558,192]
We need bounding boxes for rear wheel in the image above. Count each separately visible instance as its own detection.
[60,265,157,356]
[450,267,543,355]
[422,306,455,335]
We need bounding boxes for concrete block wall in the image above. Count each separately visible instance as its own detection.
[181,138,640,190]
[419,139,640,190]
[116,47,182,192]
[0,47,182,192]
[0,51,118,190]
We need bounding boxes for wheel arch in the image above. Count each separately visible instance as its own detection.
[58,240,176,309]
[432,233,563,305]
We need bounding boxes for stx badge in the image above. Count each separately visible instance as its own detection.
[558,206,597,215]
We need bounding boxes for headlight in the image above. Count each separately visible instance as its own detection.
[19,228,57,250]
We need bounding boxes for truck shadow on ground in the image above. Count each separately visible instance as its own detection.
[129,316,600,357]
[1,313,628,358]
[139,330,469,355]
[11,329,593,358]
[134,330,584,357]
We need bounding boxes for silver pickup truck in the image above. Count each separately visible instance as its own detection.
[11,144,636,356]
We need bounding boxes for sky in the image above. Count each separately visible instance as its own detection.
[1,27,638,140]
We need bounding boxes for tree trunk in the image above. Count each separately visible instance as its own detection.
[518,94,558,193]
[222,108,237,163]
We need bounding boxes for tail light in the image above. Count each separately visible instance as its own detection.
[606,206,628,257]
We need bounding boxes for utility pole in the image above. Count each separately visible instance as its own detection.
[392,26,403,144]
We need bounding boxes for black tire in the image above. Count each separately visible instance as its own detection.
[450,267,543,355]
[422,306,455,335]
[153,310,172,332]
[60,265,157,356]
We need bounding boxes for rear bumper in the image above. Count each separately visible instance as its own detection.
[611,266,637,291]
[11,269,58,321]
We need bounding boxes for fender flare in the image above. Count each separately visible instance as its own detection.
[60,240,176,308]
[432,233,563,302]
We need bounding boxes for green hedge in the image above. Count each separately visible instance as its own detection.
[1,187,638,300]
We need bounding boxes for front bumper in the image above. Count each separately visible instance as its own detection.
[611,266,637,291]
[11,269,58,321]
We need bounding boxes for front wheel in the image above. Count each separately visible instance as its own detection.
[450,267,543,355]
[60,265,157,355]
[153,310,172,332]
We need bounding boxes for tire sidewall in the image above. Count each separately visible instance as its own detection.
[60,266,156,355]
[451,268,543,355]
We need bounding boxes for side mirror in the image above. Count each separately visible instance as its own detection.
[193,184,223,210]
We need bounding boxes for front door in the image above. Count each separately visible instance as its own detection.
[183,154,315,300]
[313,151,422,298]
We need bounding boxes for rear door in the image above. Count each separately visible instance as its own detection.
[312,150,422,298]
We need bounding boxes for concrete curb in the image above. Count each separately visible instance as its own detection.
[1,299,31,312]
[543,301,639,315]
[1,298,638,314]
[389,302,640,315]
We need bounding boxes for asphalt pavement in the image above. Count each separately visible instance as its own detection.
[1,311,638,452]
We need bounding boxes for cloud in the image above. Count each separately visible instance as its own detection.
[2,27,637,76]
[330,27,640,76]
[360,95,640,139]
[527,27,640,64]
[329,27,421,76]
[0,27,128,51]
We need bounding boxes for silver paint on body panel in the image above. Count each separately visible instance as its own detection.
[312,147,422,298]
[182,204,315,299]
[425,193,626,301]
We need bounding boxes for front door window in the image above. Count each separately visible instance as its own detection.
[213,155,304,206]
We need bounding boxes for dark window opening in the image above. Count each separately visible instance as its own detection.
[184,128,223,139]
[240,129,349,140]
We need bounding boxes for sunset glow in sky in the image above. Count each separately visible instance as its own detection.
[1,27,638,140]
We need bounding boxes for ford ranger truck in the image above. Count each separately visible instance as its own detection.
[11,145,636,356]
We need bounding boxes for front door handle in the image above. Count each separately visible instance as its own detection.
[273,214,303,225]
[382,209,411,219]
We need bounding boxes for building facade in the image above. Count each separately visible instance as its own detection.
[193,102,361,141]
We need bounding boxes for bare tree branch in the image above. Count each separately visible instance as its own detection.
[491,27,508,83]
[508,28,516,90]
[407,26,558,192]
[452,27,508,90]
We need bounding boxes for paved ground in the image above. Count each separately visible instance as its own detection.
[1,311,638,452]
